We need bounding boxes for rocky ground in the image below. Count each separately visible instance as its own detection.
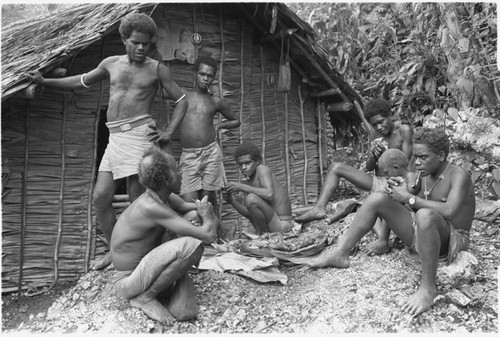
[2,211,498,333]
[3,130,499,333]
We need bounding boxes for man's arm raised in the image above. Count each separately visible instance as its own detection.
[25,59,109,90]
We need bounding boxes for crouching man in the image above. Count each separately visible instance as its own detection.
[110,146,218,325]
[225,142,293,234]
[306,128,475,316]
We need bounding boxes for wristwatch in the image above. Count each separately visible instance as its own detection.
[408,196,416,206]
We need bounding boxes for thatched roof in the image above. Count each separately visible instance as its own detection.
[1,2,361,108]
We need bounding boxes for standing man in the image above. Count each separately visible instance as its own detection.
[225,142,293,233]
[25,13,188,269]
[295,98,413,255]
[111,146,218,325]
[176,56,240,215]
[306,128,475,316]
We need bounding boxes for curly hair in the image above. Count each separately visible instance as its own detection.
[234,142,262,162]
[194,56,218,73]
[138,146,173,191]
[363,98,392,120]
[413,128,450,159]
[119,13,157,39]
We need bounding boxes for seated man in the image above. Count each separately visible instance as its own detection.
[295,98,413,255]
[306,128,475,316]
[110,146,218,325]
[225,142,293,234]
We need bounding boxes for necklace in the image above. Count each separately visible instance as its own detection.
[423,162,450,199]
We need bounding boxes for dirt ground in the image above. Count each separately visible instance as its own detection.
[2,215,498,334]
[2,146,499,333]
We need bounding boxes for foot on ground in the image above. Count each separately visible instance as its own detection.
[90,252,112,270]
[130,296,176,325]
[295,206,327,223]
[400,286,437,316]
[362,240,391,256]
[306,245,350,269]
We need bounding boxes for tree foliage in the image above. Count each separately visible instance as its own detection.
[290,2,499,124]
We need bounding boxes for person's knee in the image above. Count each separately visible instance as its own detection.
[365,191,390,207]
[244,193,261,208]
[327,162,345,176]
[415,208,439,232]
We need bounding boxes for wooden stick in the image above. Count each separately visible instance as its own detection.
[19,104,31,300]
[54,93,67,283]
[284,92,291,193]
[298,86,308,204]
[259,46,266,164]
[86,36,107,272]
[236,19,245,239]
[217,8,225,221]
[317,98,324,187]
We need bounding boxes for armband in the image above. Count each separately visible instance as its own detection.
[174,94,186,104]
[80,74,91,88]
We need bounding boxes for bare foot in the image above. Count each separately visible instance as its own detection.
[362,239,390,256]
[306,245,350,268]
[168,275,198,321]
[130,295,176,325]
[295,206,326,223]
[90,252,112,270]
[401,286,437,316]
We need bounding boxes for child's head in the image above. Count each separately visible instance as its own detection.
[378,148,408,177]
[234,142,262,178]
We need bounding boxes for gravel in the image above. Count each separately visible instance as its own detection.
[2,217,498,334]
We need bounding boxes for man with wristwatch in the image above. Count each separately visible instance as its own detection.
[306,128,475,316]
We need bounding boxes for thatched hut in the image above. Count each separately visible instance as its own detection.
[1,3,363,293]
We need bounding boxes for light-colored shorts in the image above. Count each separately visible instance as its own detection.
[179,141,225,195]
[268,213,293,233]
[99,114,155,180]
[111,236,202,300]
[409,213,470,264]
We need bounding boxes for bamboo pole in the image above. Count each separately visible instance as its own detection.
[19,105,30,300]
[54,94,67,282]
[259,46,266,164]
[217,7,225,220]
[284,93,291,193]
[85,36,107,272]
[298,86,308,203]
[236,19,245,239]
[193,6,198,84]
[317,98,324,187]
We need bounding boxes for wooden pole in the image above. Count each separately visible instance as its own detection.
[317,98,324,187]
[54,94,67,282]
[259,46,266,164]
[19,104,30,300]
[218,8,225,220]
[284,93,291,193]
[298,86,308,203]
[236,19,245,239]
[85,36,107,272]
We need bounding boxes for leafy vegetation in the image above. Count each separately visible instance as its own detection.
[290,2,499,123]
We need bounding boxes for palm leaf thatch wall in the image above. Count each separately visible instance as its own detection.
[1,3,362,294]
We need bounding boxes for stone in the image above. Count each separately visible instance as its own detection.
[437,251,478,287]
[446,289,471,307]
